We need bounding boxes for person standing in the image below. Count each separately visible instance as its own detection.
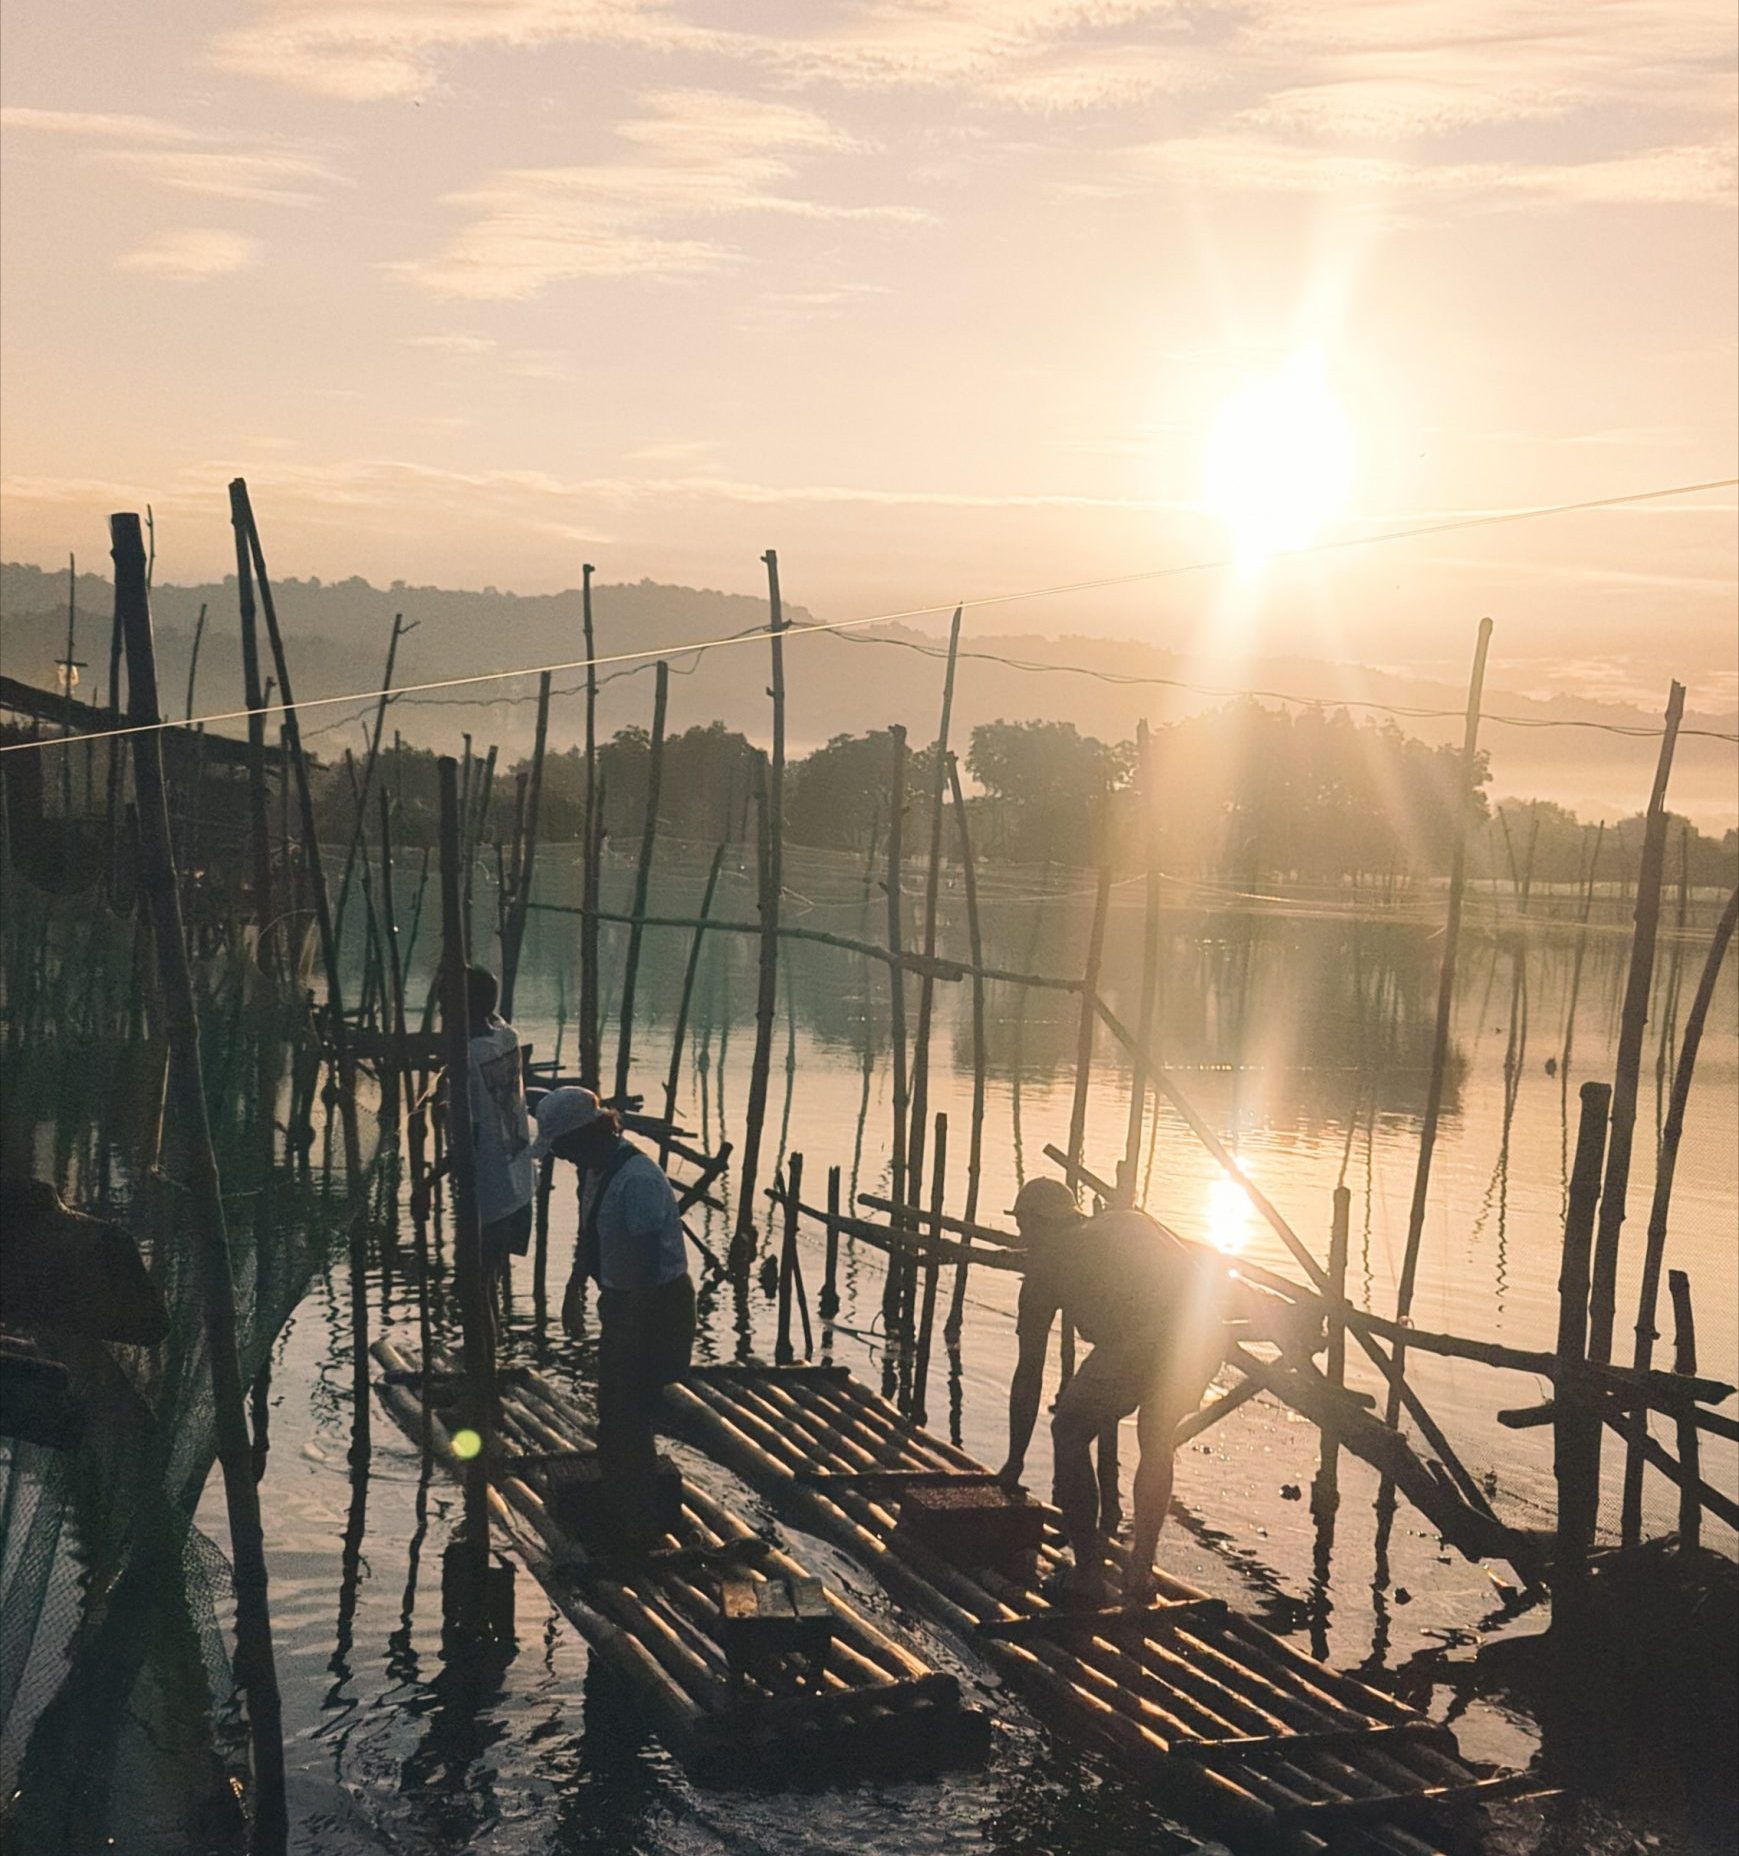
[1000,1181,1230,1605]
[462,966,534,1297]
[533,1086,695,1491]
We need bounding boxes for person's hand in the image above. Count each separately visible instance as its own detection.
[1122,1561,1156,1607]
[996,1458,1025,1494]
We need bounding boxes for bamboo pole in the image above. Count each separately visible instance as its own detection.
[227,486,276,971]
[905,608,962,1226]
[821,1163,842,1324]
[334,612,408,944]
[462,743,497,957]
[1310,1186,1350,1521]
[880,725,912,1330]
[1587,681,1686,1366]
[945,754,986,1339]
[1383,616,1492,1439]
[579,562,601,1089]
[1620,881,1738,1539]
[1668,1271,1701,1550]
[438,754,494,1624]
[112,512,286,1855]
[1061,828,1114,1385]
[613,660,667,1101]
[1554,1081,1610,1593]
[500,668,552,1023]
[734,554,787,1257]
[776,1152,803,1365]
[1121,722,1160,1203]
[661,841,727,1167]
[911,1113,947,1424]
[183,600,208,722]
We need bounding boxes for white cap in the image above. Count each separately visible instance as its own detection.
[530,1086,606,1158]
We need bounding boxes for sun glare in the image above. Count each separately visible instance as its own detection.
[1204,1174,1256,1256]
[1204,348,1353,566]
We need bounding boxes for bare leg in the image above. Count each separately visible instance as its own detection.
[1126,1399,1177,1600]
[1096,1420,1122,1532]
[1051,1401,1106,1599]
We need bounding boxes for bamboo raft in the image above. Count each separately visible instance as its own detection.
[371,1339,990,1787]
[664,1362,1547,1854]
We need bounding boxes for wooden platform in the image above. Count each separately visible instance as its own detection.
[664,1362,1546,1854]
[371,1340,989,1788]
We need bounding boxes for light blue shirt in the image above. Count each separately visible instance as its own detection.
[580,1146,688,1291]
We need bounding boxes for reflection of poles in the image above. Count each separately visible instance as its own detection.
[1310,1186,1350,1522]
[1586,682,1685,1368]
[1380,618,1491,1450]
[1619,881,1737,1542]
[114,511,287,1855]
[1553,1082,1610,1600]
[613,661,666,1101]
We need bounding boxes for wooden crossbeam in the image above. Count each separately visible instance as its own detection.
[1176,1720,1455,1762]
[1275,1774,1555,1828]
[977,1597,1229,1643]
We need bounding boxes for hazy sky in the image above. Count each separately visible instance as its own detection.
[3,2,1735,706]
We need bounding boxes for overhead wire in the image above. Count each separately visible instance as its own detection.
[4,473,1734,756]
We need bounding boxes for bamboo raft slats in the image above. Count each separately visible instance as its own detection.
[663,1362,1547,1854]
[370,1338,990,1787]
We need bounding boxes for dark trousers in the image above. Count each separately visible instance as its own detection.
[597,1272,696,1480]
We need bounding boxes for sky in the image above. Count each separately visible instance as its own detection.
[2,1,1736,709]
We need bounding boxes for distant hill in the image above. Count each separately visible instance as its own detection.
[4,560,1732,829]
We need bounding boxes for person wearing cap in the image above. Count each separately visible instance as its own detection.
[999,1178,1229,1605]
[998,1178,1124,1533]
[532,1086,695,1491]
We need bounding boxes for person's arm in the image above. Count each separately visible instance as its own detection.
[999,1275,1057,1489]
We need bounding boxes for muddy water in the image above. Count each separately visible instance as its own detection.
[16,842,1739,1851]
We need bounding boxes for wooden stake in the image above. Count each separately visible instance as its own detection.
[1063,823,1114,1384]
[579,563,601,1089]
[734,553,787,1256]
[1121,722,1160,1203]
[880,726,911,1330]
[912,1113,948,1424]
[1383,617,1492,1433]
[113,512,286,1854]
[777,1153,804,1365]
[614,660,668,1102]
[1554,1081,1610,1593]
[1311,1186,1350,1520]
[1667,1270,1702,1550]
[227,487,281,971]
[438,755,494,1616]
[1587,682,1686,1366]
[945,753,986,1339]
[661,840,727,1166]
[500,668,552,1021]
[1620,881,1737,1539]
[906,607,962,1226]
[184,601,208,723]
[821,1163,843,1324]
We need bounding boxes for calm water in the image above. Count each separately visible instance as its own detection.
[11,840,1738,1851]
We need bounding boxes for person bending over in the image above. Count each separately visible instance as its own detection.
[461,966,534,1305]
[534,1087,695,1489]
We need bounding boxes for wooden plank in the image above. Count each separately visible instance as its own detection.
[1177,1721,1455,1762]
[977,1598,1230,1644]
[1276,1773,1556,1828]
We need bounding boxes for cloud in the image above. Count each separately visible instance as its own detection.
[210,0,735,102]
[116,229,262,280]
[0,106,343,207]
[405,333,499,353]
[396,89,925,298]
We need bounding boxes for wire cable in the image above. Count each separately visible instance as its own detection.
[4,474,1733,756]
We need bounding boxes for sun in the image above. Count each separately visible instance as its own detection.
[1204,347,1354,566]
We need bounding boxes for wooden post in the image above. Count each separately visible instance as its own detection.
[1620,881,1738,1539]
[58,552,77,818]
[334,613,408,945]
[776,1152,803,1365]
[1121,722,1160,1203]
[500,668,552,1022]
[905,607,962,1225]
[227,486,278,972]
[184,600,208,722]
[821,1163,842,1323]
[462,742,497,957]
[1587,684,1685,1374]
[1063,825,1114,1385]
[1311,1185,1351,1520]
[733,554,787,1259]
[1667,1270,1701,1550]
[1383,617,1492,1436]
[880,725,911,1331]
[438,755,493,1616]
[579,562,602,1089]
[1554,1081,1611,1593]
[377,792,416,1150]
[112,512,287,1854]
[661,840,727,1166]
[613,660,668,1102]
[911,1112,948,1425]
[945,753,986,1339]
